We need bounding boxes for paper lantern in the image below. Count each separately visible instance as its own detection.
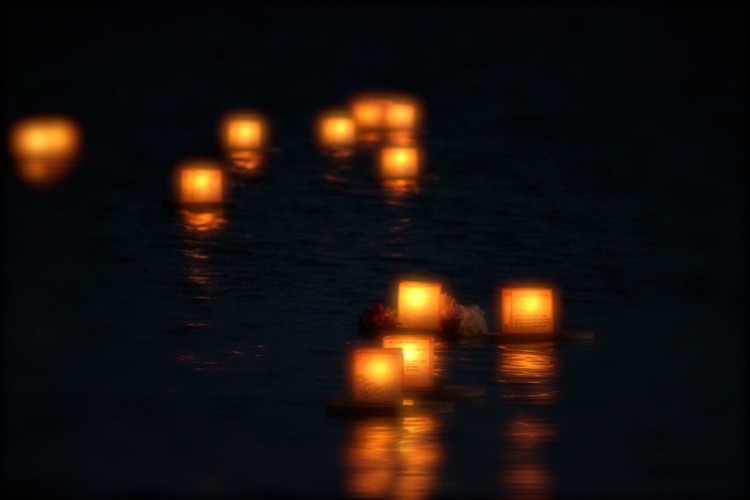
[378,145,421,180]
[350,347,403,405]
[315,108,356,161]
[384,96,421,144]
[349,92,392,143]
[397,281,442,331]
[382,334,434,389]
[500,287,556,334]
[9,115,81,188]
[175,159,225,206]
[218,110,269,171]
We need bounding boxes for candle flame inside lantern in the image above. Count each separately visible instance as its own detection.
[397,281,442,331]
[379,145,421,179]
[350,348,404,405]
[177,161,224,205]
[500,287,556,334]
[383,334,434,389]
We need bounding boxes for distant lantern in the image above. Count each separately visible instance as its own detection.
[9,115,81,188]
[500,287,556,334]
[379,144,421,180]
[315,108,357,160]
[397,280,442,331]
[218,110,269,171]
[350,348,404,405]
[175,159,225,207]
[349,92,390,143]
[384,95,421,144]
[382,334,434,390]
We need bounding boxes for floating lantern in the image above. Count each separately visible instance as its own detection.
[384,95,422,144]
[397,280,442,331]
[349,92,391,143]
[350,347,403,405]
[218,110,269,171]
[378,144,422,180]
[9,115,81,188]
[174,159,226,207]
[382,334,434,389]
[500,287,556,334]
[315,108,356,161]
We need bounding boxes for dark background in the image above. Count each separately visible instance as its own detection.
[2,1,747,498]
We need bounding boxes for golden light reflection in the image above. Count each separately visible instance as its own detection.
[497,342,558,404]
[179,209,227,235]
[499,412,555,499]
[397,281,442,331]
[344,415,443,499]
[9,115,81,189]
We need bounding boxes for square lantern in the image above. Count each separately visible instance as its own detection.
[500,287,556,334]
[382,334,434,389]
[350,347,404,405]
[378,145,421,180]
[397,280,442,331]
[384,95,421,144]
[176,159,225,206]
[219,110,269,152]
[316,108,356,150]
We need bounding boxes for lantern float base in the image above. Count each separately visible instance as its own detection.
[324,398,454,417]
[480,331,595,343]
[405,385,486,401]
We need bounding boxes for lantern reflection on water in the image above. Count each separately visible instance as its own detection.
[397,280,442,331]
[350,348,404,405]
[499,412,554,498]
[497,342,558,404]
[179,209,227,234]
[382,334,434,390]
[218,110,269,171]
[344,415,443,499]
[9,115,81,188]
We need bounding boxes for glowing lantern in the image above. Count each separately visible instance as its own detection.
[379,144,422,180]
[315,108,357,160]
[384,96,421,144]
[397,281,442,331]
[500,287,556,334]
[218,110,269,171]
[349,92,391,143]
[382,334,434,389]
[9,115,81,188]
[175,159,225,207]
[350,347,403,405]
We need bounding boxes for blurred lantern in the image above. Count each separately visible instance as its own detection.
[382,334,434,389]
[500,287,556,334]
[218,110,269,172]
[175,159,226,207]
[378,144,422,180]
[349,92,391,144]
[315,108,356,161]
[9,115,81,188]
[384,95,422,144]
[397,280,442,331]
[350,347,404,405]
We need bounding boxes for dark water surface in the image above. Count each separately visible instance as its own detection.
[2,3,747,498]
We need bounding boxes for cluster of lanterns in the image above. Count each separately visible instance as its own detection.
[334,278,559,414]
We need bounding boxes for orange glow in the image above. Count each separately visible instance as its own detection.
[219,111,268,151]
[397,281,442,331]
[382,334,434,389]
[180,209,227,234]
[350,348,403,405]
[379,145,421,180]
[344,415,443,499]
[316,109,356,149]
[384,96,421,145]
[497,342,558,404]
[176,160,225,205]
[500,287,556,334]
[9,116,81,188]
[351,94,388,130]
[498,412,554,499]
